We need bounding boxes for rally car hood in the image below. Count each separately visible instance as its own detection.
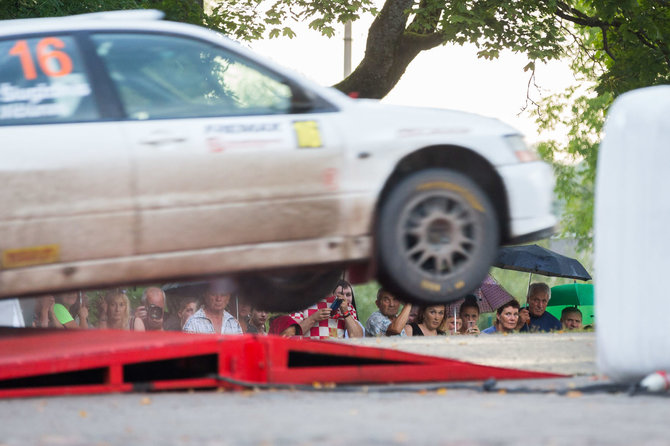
[344,98,519,136]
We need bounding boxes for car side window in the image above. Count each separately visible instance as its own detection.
[0,35,98,125]
[91,33,293,120]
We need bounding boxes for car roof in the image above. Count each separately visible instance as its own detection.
[0,9,200,38]
[1,9,165,27]
[0,9,247,60]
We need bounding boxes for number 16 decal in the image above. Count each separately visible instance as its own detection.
[9,37,73,80]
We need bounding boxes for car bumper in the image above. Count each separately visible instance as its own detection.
[497,161,557,241]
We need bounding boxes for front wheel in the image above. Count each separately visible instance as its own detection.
[375,168,499,305]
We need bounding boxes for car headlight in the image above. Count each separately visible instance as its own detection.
[505,134,538,162]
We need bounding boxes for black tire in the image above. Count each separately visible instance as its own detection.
[237,268,343,312]
[376,168,499,305]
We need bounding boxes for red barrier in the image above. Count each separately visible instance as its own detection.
[0,328,565,398]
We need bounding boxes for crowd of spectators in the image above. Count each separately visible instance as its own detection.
[21,277,586,337]
[357,281,585,338]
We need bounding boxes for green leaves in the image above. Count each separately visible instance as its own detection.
[0,0,144,19]
[438,0,567,63]
[282,26,297,38]
[0,0,376,41]
[533,72,613,248]
[526,0,670,247]
[250,0,376,40]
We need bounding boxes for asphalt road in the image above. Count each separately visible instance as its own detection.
[1,332,668,446]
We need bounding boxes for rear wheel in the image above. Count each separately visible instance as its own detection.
[237,268,342,312]
[376,168,499,305]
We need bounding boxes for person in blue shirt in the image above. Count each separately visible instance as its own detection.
[518,282,562,332]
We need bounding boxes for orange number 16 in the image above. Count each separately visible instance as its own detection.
[9,37,73,80]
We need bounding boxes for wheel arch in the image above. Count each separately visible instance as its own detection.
[375,145,511,244]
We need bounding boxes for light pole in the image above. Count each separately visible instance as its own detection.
[344,21,352,77]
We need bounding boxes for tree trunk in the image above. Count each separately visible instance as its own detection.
[333,0,443,99]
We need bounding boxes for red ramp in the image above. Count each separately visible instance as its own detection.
[0,328,565,398]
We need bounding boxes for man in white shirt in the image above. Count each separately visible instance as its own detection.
[183,280,242,335]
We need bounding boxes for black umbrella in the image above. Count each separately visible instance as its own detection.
[493,244,592,281]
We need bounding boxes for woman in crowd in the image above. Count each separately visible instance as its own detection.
[459,295,481,335]
[290,279,363,339]
[98,290,131,330]
[333,279,365,338]
[482,299,520,334]
[333,279,358,312]
[405,305,447,336]
[53,292,88,329]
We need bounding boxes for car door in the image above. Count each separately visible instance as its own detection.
[88,32,345,255]
[0,33,133,270]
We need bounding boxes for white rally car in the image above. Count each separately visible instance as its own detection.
[0,10,556,311]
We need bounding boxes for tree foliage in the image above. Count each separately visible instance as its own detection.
[531,1,669,248]
[3,1,665,99]
[0,0,377,41]
[206,0,376,41]
[534,86,611,249]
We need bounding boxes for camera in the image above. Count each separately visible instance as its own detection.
[330,298,343,316]
[147,304,164,320]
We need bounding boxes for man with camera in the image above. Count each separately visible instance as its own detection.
[132,287,166,331]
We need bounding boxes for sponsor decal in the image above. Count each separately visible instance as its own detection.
[0,82,90,105]
[205,122,281,134]
[1,37,91,120]
[206,136,285,153]
[293,120,322,148]
[204,122,286,152]
[0,101,70,119]
[2,244,60,268]
[9,38,73,80]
